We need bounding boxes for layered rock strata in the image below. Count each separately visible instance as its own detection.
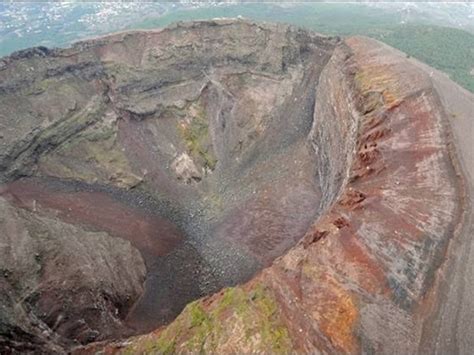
[0,19,472,354]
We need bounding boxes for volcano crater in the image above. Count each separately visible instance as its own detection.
[2,18,464,354]
[0,20,346,348]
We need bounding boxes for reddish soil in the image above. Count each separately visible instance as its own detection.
[1,178,184,264]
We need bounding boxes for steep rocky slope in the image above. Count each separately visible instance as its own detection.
[115,34,471,354]
[412,49,474,355]
[0,19,472,354]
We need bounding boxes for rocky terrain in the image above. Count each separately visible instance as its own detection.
[0,19,473,354]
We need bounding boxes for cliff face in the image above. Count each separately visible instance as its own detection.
[0,196,146,352]
[0,20,472,354]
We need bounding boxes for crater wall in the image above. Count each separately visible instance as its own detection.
[113,32,467,355]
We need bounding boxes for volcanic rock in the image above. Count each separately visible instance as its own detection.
[0,19,473,354]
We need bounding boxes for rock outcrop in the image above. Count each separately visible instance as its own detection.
[0,19,473,354]
[0,196,146,352]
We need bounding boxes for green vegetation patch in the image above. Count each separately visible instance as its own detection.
[179,104,217,170]
[370,25,474,93]
[128,285,292,354]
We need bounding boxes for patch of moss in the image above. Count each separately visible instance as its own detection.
[199,286,291,352]
[250,284,291,353]
[217,287,241,312]
[124,285,292,354]
[186,302,213,352]
[179,105,217,171]
[189,302,209,328]
[152,336,176,355]
[127,322,181,354]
